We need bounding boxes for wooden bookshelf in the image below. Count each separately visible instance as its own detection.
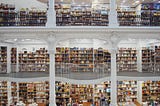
[94,81,111,105]
[0,46,7,73]
[70,84,93,104]
[19,48,49,72]
[117,81,137,103]
[94,48,111,73]
[55,3,71,26]
[141,3,160,26]
[19,81,49,105]
[0,3,16,26]
[154,46,160,73]
[142,47,154,72]
[11,48,17,72]
[70,47,93,72]
[56,81,70,106]
[55,47,70,74]
[0,81,8,105]
[117,48,137,72]
[0,3,47,26]
[11,82,17,104]
[117,11,138,26]
[55,47,110,73]
[142,81,160,104]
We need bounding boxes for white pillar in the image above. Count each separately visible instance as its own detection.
[7,46,11,73]
[7,81,12,106]
[17,82,19,102]
[137,42,142,72]
[47,34,57,106]
[109,0,119,27]
[110,34,120,106]
[137,81,142,104]
[16,46,19,72]
[46,0,56,27]
[110,49,117,106]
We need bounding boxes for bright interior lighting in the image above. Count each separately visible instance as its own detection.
[14,39,17,41]
[135,1,140,4]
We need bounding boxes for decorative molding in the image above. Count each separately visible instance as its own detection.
[0,76,160,83]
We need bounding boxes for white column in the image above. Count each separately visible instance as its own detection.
[47,34,57,106]
[110,34,120,106]
[7,81,12,106]
[17,82,19,102]
[137,81,142,104]
[16,46,19,72]
[109,0,119,27]
[46,0,56,27]
[7,46,11,73]
[137,40,142,72]
[110,49,118,106]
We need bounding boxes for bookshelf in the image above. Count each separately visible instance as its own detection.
[0,3,16,26]
[94,48,111,73]
[11,48,17,72]
[117,11,138,26]
[70,84,93,104]
[19,81,49,105]
[70,47,93,72]
[0,81,8,105]
[11,82,18,104]
[55,3,71,26]
[154,46,160,73]
[55,47,110,73]
[71,10,92,26]
[0,3,47,26]
[94,81,111,105]
[142,81,160,104]
[56,81,70,106]
[19,48,49,72]
[117,81,137,103]
[142,47,154,72]
[0,46,7,73]
[117,48,137,72]
[141,3,160,26]
[55,47,70,74]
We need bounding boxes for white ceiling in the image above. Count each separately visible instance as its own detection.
[0,0,159,10]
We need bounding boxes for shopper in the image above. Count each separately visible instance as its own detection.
[99,90,106,106]
[72,100,79,106]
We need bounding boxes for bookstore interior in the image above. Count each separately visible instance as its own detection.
[0,0,160,106]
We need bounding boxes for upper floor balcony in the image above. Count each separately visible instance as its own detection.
[0,0,160,27]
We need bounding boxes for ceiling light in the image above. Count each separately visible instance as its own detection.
[135,1,140,4]
[21,39,24,41]
[14,39,17,41]
[26,39,31,40]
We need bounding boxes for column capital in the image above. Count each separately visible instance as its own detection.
[109,32,120,53]
[47,32,56,46]
[47,32,56,54]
